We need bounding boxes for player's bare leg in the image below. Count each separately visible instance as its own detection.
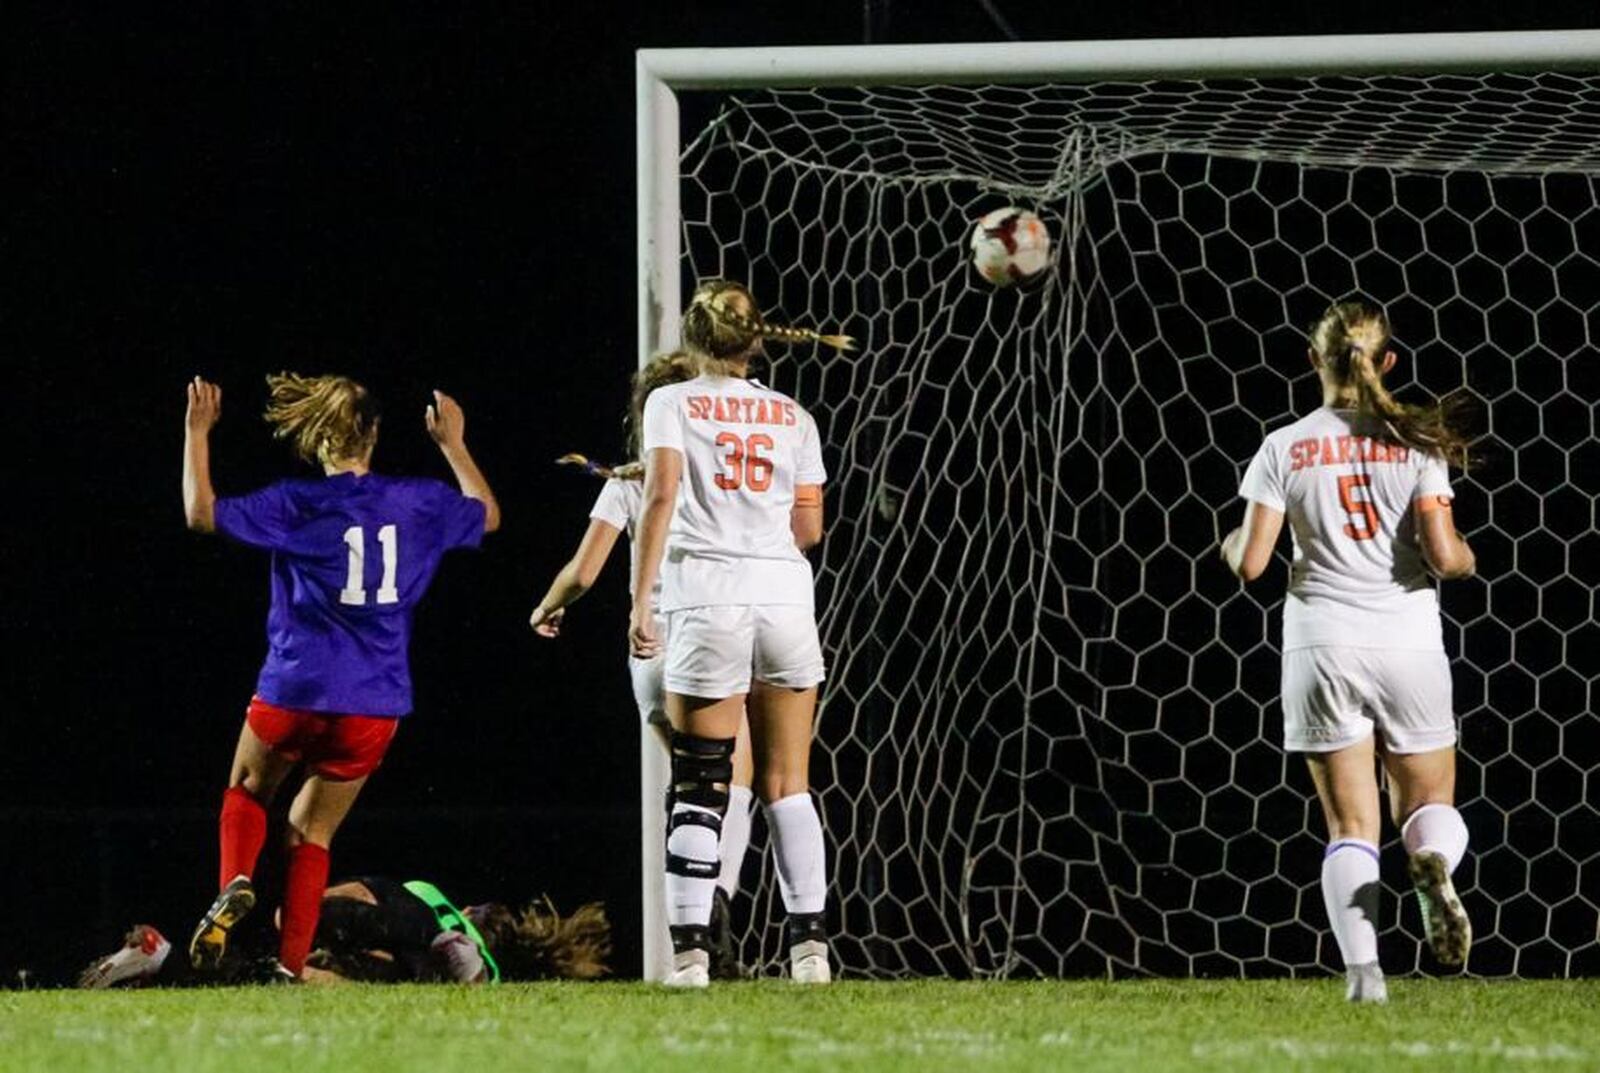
[273,773,368,978]
[749,680,829,984]
[663,693,744,988]
[1306,737,1386,1003]
[1387,746,1471,967]
[191,725,296,971]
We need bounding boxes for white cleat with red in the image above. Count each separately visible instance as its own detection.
[78,925,172,989]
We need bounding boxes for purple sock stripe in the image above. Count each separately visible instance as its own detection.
[1325,839,1381,864]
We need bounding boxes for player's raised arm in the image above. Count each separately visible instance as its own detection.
[425,389,500,533]
[182,376,222,532]
[1220,500,1284,582]
[529,517,624,637]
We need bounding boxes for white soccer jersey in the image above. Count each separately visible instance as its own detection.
[642,374,825,611]
[588,477,658,607]
[1239,406,1453,652]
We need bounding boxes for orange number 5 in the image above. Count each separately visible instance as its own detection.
[714,433,774,492]
[1338,473,1379,541]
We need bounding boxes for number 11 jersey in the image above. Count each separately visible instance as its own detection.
[1239,406,1453,653]
[215,472,487,715]
[642,374,826,612]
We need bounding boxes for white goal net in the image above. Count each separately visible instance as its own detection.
[647,37,1600,979]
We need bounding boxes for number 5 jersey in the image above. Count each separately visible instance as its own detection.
[1238,406,1453,653]
[214,472,487,715]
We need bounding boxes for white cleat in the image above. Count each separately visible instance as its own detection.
[664,948,710,989]
[789,939,831,984]
[1344,961,1388,1004]
[78,925,172,989]
[1409,850,1472,967]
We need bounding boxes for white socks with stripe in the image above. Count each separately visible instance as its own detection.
[1322,839,1382,968]
[765,792,827,915]
[1401,803,1469,874]
[718,785,754,899]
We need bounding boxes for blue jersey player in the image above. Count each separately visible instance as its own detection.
[180,372,500,980]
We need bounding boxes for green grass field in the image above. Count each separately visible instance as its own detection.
[2,979,1595,1073]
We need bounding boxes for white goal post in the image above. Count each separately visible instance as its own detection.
[635,30,1600,981]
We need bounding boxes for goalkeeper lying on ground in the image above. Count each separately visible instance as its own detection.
[78,876,611,987]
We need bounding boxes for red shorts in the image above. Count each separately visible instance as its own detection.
[246,697,399,781]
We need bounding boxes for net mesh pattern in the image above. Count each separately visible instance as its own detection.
[676,72,1600,978]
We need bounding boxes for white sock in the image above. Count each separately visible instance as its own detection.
[765,792,827,916]
[664,802,720,928]
[1322,839,1382,969]
[718,785,754,899]
[1401,803,1469,874]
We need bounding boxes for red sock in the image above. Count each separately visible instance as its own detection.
[278,843,331,976]
[218,786,268,891]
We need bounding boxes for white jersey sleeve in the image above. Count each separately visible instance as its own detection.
[588,479,633,531]
[1239,436,1287,512]
[642,387,685,456]
[796,409,827,485]
[1414,452,1453,501]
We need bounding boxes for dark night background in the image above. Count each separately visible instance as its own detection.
[6,2,1597,984]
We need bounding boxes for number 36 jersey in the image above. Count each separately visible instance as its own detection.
[1239,406,1453,653]
[643,374,826,612]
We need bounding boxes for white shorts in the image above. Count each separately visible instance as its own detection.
[1281,646,1457,754]
[663,604,825,699]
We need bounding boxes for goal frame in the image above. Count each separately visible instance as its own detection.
[633,28,1600,981]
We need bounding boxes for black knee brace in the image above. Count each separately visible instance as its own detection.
[665,731,735,881]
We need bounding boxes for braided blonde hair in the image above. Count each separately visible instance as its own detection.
[1310,300,1473,469]
[262,372,380,465]
[681,279,854,375]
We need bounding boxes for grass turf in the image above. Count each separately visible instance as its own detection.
[1,979,1595,1072]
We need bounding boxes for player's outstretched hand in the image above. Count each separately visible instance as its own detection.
[529,604,566,638]
[425,390,467,449]
[186,376,222,433]
[629,604,661,659]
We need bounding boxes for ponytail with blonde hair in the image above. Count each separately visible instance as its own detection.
[1310,300,1473,469]
[682,279,854,374]
[262,372,380,466]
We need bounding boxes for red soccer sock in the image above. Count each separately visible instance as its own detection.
[278,842,331,976]
[218,786,268,891]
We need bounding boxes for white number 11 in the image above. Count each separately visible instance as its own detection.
[340,524,399,606]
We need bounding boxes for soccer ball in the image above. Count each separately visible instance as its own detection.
[969,207,1052,285]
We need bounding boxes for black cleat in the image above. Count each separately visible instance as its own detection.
[189,876,256,972]
[707,888,744,980]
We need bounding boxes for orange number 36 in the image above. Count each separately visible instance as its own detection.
[1338,473,1379,541]
[714,432,775,492]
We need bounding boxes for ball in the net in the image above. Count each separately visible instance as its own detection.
[970,207,1052,285]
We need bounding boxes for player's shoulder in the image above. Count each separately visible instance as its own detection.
[745,376,797,404]
[649,378,698,404]
[602,475,642,504]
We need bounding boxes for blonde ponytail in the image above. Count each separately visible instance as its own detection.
[682,279,854,371]
[262,372,379,465]
[1310,301,1473,469]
